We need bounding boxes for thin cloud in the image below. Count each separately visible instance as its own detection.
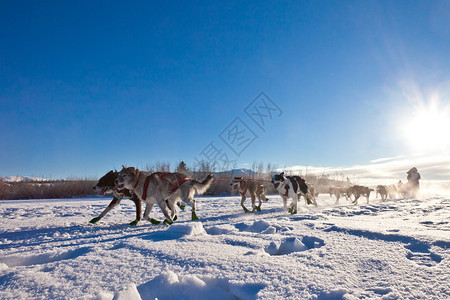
[281,153,450,188]
[370,155,404,163]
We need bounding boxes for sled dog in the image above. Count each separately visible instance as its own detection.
[346,185,374,204]
[329,186,350,204]
[91,170,141,225]
[397,180,413,199]
[116,166,213,224]
[376,185,388,201]
[386,184,397,200]
[231,177,268,213]
[271,172,317,214]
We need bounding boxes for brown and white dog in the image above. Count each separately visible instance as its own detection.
[116,166,213,224]
[386,184,397,200]
[376,185,388,201]
[91,170,141,225]
[329,186,350,204]
[346,185,374,204]
[230,177,268,213]
[271,172,317,214]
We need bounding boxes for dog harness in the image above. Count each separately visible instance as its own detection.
[141,175,152,200]
[131,171,191,201]
[284,185,289,197]
[283,176,307,197]
[240,181,249,197]
[159,172,191,192]
[239,181,265,197]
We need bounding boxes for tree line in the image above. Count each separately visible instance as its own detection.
[0,161,349,200]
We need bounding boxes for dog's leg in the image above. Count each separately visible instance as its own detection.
[352,194,360,205]
[189,198,198,221]
[90,197,121,223]
[256,194,262,212]
[147,203,164,225]
[250,194,256,213]
[334,193,340,205]
[241,195,250,213]
[177,202,186,211]
[129,197,142,226]
[158,200,174,225]
[282,196,288,211]
[165,198,178,222]
[289,193,298,214]
[304,192,311,206]
[143,203,154,221]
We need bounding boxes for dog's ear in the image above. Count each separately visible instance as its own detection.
[281,172,284,176]
[122,165,127,169]
[134,167,139,178]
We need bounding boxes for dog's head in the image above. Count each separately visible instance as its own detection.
[230,176,244,191]
[376,185,386,193]
[93,170,118,196]
[271,172,285,189]
[116,165,140,190]
[346,185,355,197]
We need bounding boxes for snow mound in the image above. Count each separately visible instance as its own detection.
[113,283,141,300]
[0,263,8,272]
[114,270,265,300]
[166,223,207,236]
[235,220,287,233]
[264,236,325,255]
[205,224,236,235]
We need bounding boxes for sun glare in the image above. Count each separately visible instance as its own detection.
[399,95,450,152]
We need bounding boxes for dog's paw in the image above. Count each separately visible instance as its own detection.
[243,207,250,213]
[163,219,173,226]
[256,206,262,212]
[179,204,186,211]
[150,218,162,225]
[173,215,178,221]
[129,220,139,226]
[89,217,102,224]
[191,212,199,221]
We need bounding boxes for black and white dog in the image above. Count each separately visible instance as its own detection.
[271,172,317,214]
[91,170,141,225]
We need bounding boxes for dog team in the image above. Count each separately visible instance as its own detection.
[91,166,421,225]
[329,167,421,204]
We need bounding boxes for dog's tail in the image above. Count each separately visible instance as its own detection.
[192,174,214,195]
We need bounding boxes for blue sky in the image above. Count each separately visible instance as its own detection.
[1,1,450,180]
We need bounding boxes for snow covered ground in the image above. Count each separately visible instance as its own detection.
[0,192,449,299]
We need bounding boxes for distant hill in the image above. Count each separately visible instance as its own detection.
[0,176,49,182]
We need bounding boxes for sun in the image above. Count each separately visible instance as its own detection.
[398,96,450,152]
